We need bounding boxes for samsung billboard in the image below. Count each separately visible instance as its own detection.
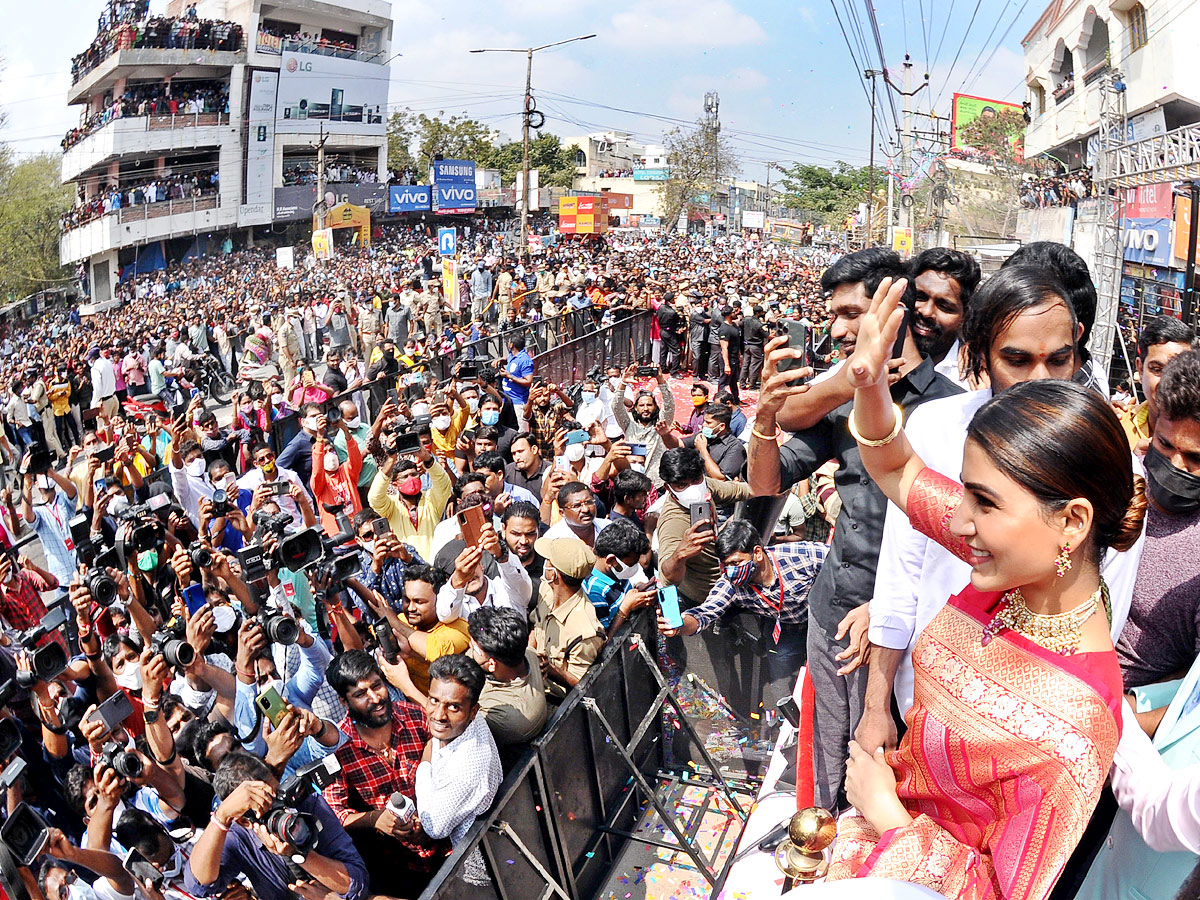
[276,54,388,136]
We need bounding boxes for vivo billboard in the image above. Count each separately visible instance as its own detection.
[276,54,388,135]
[388,185,432,212]
[432,159,477,214]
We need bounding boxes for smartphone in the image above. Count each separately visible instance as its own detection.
[391,431,423,454]
[266,480,290,497]
[386,386,399,404]
[89,691,135,734]
[91,445,116,464]
[890,308,908,360]
[658,584,684,630]
[689,501,714,531]
[123,847,165,890]
[636,364,659,377]
[775,320,809,375]
[1,803,48,867]
[255,685,288,728]
[565,429,589,446]
[777,695,801,729]
[370,518,391,538]
[627,443,647,457]
[459,504,487,547]
[182,583,207,616]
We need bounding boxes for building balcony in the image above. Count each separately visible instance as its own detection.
[69,47,243,105]
[60,194,231,264]
[62,113,233,183]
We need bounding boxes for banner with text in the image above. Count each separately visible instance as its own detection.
[244,70,278,220]
[276,53,387,135]
[388,184,432,213]
[432,159,477,214]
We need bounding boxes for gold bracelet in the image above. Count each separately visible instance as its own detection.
[848,402,904,447]
[751,426,782,441]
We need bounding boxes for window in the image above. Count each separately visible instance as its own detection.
[1130,3,1149,52]
[1030,83,1046,116]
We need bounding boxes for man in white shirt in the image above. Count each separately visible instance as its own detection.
[857,264,1146,751]
[544,481,611,548]
[90,346,118,417]
[436,526,532,623]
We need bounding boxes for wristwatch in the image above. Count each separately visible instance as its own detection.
[143,706,161,724]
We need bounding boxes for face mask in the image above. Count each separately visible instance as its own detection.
[466,397,479,413]
[565,443,586,462]
[412,402,430,417]
[360,539,375,556]
[724,560,756,586]
[609,376,621,389]
[108,495,130,517]
[581,390,597,404]
[693,396,707,407]
[480,409,500,426]
[630,462,646,473]
[701,426,718,439]
[270,393,284,405]
[301,416,319,431]
[114,662,143,691]
[610,557,641,581]
[35,474,54,492]
[398,475,422,496]
[432,415,452,432]
[69,881,101,900]
[1145,445,1200,514]
[186,458,205,477]
[345,416,361,430]
[323,452,340,472]
[137,549,159,571]
[211,604,238,633]
[260,460,277,476]
[420,472,432,492]
[670,483,709,508]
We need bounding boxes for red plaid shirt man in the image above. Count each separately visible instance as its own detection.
[0,568,54,632]
[323,700,446,865]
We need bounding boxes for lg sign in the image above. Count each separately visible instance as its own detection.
[284,57,313,73]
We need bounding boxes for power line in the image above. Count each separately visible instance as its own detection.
[963,0,1033,93]
[957,0,1029,94]
[932,0,959,67]
[917,0,932,68]
[862,0,903,135]
[932,0,984,111]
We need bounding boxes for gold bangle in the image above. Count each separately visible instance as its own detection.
[752,426,782,441]
[848,402,904,447]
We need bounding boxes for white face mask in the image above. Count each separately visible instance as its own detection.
[360,539,375,556]
[412,402,430,417]
[68,880,101,900]
[270,393,284,405]
[35,474,54,492]
[432,415,452,432]
[630,463,646,474]
[565,443,586,462]
[301,416,319,431]
[211,605,237,633]
[323,452,339,472]
[466,397,479,413]
[159,844,185,880]
[610,558,642,581]
[670,482,709,508]
[609,376,621,389]
[581,390,597,403]
[114,662,142,691]
[345,416,361,430]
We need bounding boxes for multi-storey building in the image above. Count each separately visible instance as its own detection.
[61,0,392,303]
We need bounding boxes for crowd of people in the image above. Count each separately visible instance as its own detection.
[72,5,244,84]
[0,218,1196,900]
[62,80,230,152]
[1020,170,1096,208]
[283,164,382,187]
[61,169,221,232]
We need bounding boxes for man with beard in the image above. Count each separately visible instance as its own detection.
[502,500,544,598]
[906,247,979,388]
[385,563,471,697]
[324,650,447,895]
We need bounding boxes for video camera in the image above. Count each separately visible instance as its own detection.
[4,607,70,690]
[115,502,166,569]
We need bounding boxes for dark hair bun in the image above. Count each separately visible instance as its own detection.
[1111,474,1148,553]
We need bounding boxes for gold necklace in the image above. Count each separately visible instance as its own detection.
[981,581,1108,656]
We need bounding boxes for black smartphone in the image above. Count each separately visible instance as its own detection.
[775,320,809,375]
[91,445,116,464]
[891,308,908,360]
[123,847,164,890]
[689,501,714,531]
[266,480,290,497]
[89,691,135,734]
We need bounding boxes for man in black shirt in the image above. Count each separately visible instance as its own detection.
[717,306,743,404]
[687,299,710,377]
[656,293,686,374]
[739,305,766,389]
[322,347,348,395]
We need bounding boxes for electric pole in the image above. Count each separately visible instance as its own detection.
[882,56,928,251]
[704,91,721,229]
[864,69,882,247]
[471,33,596,254]
[314,125,329,231]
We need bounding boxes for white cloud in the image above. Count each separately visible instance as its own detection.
[610,0,766,49]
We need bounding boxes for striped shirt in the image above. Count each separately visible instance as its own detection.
[688,541,827,631]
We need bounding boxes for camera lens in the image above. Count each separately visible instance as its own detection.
[30,644,68,682]
[114,750,143,780]
[162,638,196,669]
[262,613,300,646]
[86,569,119,606]
[188,545,214,569]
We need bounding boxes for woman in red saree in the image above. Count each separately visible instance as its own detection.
[826,275,1147,900]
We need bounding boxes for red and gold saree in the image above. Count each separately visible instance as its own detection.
[827,469,1123,900]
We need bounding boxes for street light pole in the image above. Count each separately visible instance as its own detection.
[864,69,882,248]
[471,33,596,254]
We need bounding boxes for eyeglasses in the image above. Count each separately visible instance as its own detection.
[565,498,596,510]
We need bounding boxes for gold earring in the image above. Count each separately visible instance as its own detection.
[1055,542,1072,578]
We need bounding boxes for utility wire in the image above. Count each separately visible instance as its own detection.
[932,0,984,111]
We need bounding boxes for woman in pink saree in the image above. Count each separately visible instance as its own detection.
[826,277,1147,900]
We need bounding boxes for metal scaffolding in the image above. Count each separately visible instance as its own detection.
[1088,69,1128,378]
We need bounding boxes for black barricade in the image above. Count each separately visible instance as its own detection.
[531,310,653,385]
[427,309,599,383]
[418,606,694,900]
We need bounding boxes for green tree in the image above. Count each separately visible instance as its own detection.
[775,161,882,227]
[386,109,416,174]
[0,153,72,300]
[479,132,581,187]
[412,111,497,176]
[656,122,740,229]
[954,106,1033,237]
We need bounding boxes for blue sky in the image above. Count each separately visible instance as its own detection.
[0,0,1042,183]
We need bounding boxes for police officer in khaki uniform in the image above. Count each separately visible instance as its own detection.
[530,537,605,700]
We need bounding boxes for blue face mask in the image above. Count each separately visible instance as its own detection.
[701,426,718,440]
[480,409,500,426]
[724,560,755,586]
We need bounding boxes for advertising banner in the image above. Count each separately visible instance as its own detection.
[277,53,387,135]
[432,159,477,214]
[388,184,431,213]
[245,70,278,217]
[1175,195,1195,262]
[274,184,386,221]
[603,192,633,210]
[442,258,459,312]
[1124,218,1173,265]
[892,227,914,254]
[950,93,1024,151]
[633,167,669,181]
[742,210,765,229]
[558,195,607,234]
[312,228,333,260]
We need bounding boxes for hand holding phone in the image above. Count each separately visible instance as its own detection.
[255,685,288,728]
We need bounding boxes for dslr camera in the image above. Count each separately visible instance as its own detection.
[149,619,197,669]
[13,607,70,686]
[255,607,300,646]
[98,740,143,780]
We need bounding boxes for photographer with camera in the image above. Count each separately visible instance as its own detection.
[237,444,308,527]
[37,826,136,900]
[19,453,78,597]
[351,510,421,614]
[186,751,367,900]
[111,808,196,900]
